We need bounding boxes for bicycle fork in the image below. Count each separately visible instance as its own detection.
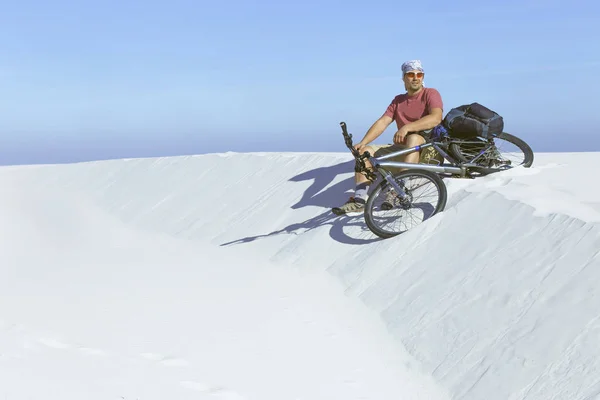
[380,169,408,198]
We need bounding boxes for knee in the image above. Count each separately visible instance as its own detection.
[405,134,425,147]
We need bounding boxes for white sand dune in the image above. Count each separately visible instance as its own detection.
[0,150,599,399]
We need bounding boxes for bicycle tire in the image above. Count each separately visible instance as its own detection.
[364,169,447,239]
[449,132,534,168]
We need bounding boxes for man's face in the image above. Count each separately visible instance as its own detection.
[403,70,424,91]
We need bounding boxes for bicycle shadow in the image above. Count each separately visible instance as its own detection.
[220,209,379,246]
[220,159,383,246]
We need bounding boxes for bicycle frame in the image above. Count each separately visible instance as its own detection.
[339,121,500,193]
[367,141,466,176]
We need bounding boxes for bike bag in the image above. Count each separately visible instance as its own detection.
[443,102,504,139]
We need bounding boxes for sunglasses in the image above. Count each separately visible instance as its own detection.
[405,72,424,78]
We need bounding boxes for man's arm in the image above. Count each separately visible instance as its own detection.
[359,115,394,145]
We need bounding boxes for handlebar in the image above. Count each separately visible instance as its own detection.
[339,121,377,181]
[339,121,360,157]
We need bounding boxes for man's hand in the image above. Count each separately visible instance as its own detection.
[354,141,368,153]
[393,126,410,144]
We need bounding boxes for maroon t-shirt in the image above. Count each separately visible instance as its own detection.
[382,88,443,130]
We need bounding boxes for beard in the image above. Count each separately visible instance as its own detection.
[407,81,422,91]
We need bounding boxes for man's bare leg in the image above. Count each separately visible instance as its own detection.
[403,134,425,164]
[331,145,379,215]
[353,145,376,202]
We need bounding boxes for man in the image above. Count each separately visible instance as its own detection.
[332,59,444,215]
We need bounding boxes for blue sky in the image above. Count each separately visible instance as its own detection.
[0,0,599,164]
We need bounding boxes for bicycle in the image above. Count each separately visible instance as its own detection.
[335,121,534,239]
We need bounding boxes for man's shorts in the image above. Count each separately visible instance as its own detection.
[370,143,441,165]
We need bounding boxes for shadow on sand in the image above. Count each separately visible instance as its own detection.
[220,160,383,246]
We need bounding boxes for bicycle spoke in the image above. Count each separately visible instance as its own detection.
[367,175,441,235]
[491,138,526,166]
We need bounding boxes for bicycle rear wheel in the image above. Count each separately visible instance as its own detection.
[364,169,447,239]
[449,132,534,168]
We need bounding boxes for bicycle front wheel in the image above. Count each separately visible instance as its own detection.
[364,169,447,239]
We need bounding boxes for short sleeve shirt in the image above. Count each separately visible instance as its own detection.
[383,88,443,129]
